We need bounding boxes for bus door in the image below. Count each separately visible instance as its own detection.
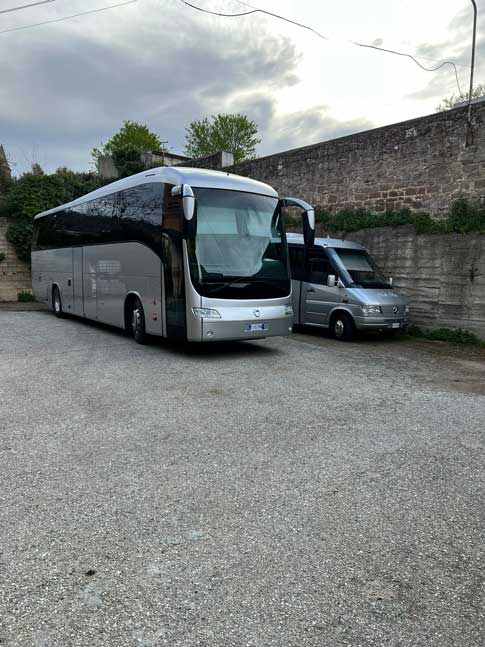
[72,247,84,316]
[161,185,186,338]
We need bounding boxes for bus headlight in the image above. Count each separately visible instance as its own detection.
[360,304,382,315]
[285,304,293,316]
[192,307,221,319]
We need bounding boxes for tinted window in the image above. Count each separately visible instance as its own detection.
[308,251,333,284]
[289,246,306,281]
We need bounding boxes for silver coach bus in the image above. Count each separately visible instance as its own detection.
[288,234,410,341]
[31,167,315,343]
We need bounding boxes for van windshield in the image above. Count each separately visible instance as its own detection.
[331,248,391,289]
[188,188,290,299]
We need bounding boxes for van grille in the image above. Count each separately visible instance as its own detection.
[381,305,405,317]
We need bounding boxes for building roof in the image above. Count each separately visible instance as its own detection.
[34,166,279,219]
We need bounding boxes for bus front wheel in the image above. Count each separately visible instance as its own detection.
[52,286,63,318]
[131,297,147,344]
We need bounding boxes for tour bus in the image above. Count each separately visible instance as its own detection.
[31,167,315,343]
[288,234,410,341]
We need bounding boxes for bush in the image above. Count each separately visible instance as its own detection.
[408,325,483,346]
[6,220,33,263]
[0,252,5,263]
[3,166,109,263]
[311,199,485,236]
[17,290,35,302]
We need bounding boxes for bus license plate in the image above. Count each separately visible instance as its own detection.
[247,323,265,332]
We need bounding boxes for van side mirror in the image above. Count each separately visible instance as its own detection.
[282,197,315,248]
[172,184,197,238]
[327,274,336,288]
[389,277,393,286]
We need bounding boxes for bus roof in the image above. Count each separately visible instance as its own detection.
[34,166,279,220]
[286,233,365,250]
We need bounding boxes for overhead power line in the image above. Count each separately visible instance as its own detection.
[0,0,56,16]
[0,0,137,35]
[179,0,465,95]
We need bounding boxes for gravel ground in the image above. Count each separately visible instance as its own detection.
[0,311,484,647]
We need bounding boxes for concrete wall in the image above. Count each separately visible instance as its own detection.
[331,225,485,339]
[231,103,485,216]
[0,217,32,302]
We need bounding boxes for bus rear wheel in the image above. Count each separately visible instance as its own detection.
[131,297,147,344]
[52,286,63,318]
[331,312,354,341]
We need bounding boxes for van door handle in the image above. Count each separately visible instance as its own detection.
[307,287,316,293]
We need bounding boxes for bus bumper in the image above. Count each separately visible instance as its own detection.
[197,316,293,342]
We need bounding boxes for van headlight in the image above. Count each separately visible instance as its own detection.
[192,307,221,319]
[285,304,293,316]
[360,304,382,315]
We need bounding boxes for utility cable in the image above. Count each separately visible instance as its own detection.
[179,0,465,95]
[0,0,137,35]
[0,0,56,16]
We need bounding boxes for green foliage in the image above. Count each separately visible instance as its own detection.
[305,199,485,236]
[112,147,146,178]
[3,166,107,263]
[408,325,484,346]
[448,198,485,233]
[0,252,5,263]
[4,166,105,220]
[436,83,485,112]
[6,220,33,262]
[92,120,162,166]
[17,290,35,302]
[185,113,260,163]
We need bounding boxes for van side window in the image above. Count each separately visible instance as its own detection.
[288,246,306,281]
[307,250,333,284]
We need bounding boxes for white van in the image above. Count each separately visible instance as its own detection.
[288,234,410,341]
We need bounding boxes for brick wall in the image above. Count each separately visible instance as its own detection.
[230,102,485,216]
[0,217,32,302]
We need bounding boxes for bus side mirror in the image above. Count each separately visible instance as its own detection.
[172,184,197,238]
[327,274,336,288]
[282,197,315,248]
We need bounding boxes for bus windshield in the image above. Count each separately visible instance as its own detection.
[188,188,290,299]
[331,248,391,289]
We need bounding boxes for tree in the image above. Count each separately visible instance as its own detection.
[436,83,485,111]
[91,120,163,166]
[184,113,260,164]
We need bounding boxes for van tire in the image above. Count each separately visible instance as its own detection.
[52,286,63,318]
[331,312,354,341]
[130,297,147,344]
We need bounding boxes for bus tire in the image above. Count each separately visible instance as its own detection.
[331,311,354,341]
[131,297,147,344]
[52,286,63,318]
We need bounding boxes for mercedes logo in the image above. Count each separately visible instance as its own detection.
[393,306,399,315]
[254,309,261,318]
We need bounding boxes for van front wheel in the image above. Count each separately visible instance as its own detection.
[331,312,354,341]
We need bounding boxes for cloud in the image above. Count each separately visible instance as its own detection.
[0,0,376,174]
[227,94,373,154]
[0,0,300,173]
[408,5,485,103]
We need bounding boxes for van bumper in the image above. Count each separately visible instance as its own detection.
[354,316,409,331]
[196,316,293,342]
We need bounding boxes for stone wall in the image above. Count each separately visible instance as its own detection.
[332,225,485,339]
[0,218,32,302]
[231,102,485,216]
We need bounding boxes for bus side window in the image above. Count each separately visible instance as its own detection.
[288,246,306,281]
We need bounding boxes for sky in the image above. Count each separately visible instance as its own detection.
[0,0,483,175]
